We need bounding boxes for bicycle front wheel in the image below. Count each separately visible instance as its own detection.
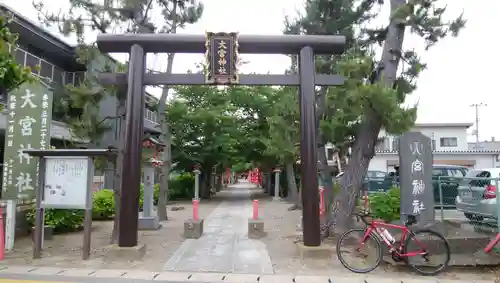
[336,228,382,273]
[404,229,450,276]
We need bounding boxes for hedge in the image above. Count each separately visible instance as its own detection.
[26,172,195,233]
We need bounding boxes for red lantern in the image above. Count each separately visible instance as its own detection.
[193,163,201,174]
[143,136,165,167]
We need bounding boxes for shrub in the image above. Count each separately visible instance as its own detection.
[92,189,115,220]
[369,187,400,222]
[168,173,195,200]
[26,172,196,233]
[139,184,144,210]
[154,183,160,204]
[26,209,84,233]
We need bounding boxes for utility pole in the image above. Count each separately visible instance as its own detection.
[470,103,487,147]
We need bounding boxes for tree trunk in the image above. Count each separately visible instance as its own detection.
[156,0,179,221]
[332,119,380,233]
[314,87,335,214]
[200,164,213,199]
[265,171,272,195]
[285,162,298,202]
[210,170,216,196]
[331,0,407,234]
[157,120,171,221]
[200,172,209,199]
[335,151,343,172]
[110,99,126,244]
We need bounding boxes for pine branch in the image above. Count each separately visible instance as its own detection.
[97,115,121,126]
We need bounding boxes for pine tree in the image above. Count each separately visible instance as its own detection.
[0,11,34,98]
[284,0,378,212]
[33,0,204,241]
[285,0,465,233]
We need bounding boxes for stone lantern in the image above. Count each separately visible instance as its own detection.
[138,135,165,230]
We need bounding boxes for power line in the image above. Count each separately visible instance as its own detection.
[470,103,487,147]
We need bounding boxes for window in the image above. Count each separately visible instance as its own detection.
[440,137,458,147]
[432,168,445,177]
[53,68,63,85]
[446,168,466,177]
[367,171,386,178]
[39,61,53,79]
[431,139,436,150]
[25,53,40,75]
[14,49,25,65]
[392,137,399,151]
[326,148,334,161]
[65,72,74,85]
[465,170,491,187]
[376,137,390,151]
[74,72,86,85]
[115,119,121,140]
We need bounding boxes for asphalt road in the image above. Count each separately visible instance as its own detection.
[0,273,200,283]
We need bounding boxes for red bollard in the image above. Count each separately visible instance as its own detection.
[253,200,259,220]
[193,199,199,221]
[319,187,325,216]
[0,208,4,260]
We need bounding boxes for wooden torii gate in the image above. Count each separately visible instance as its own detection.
[96,33,345,247]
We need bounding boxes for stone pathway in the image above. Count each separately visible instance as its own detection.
[163,182,274,274]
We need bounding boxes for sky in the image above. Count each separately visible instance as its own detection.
[4,0,500,142]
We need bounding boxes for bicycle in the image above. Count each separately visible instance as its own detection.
[336,211,450,276]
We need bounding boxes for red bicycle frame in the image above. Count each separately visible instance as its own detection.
[362,220,428,257]
[484,233,500,253]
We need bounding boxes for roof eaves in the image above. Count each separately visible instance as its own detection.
[0,3,75,54]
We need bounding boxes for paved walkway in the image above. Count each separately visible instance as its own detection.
[162,182,274,274]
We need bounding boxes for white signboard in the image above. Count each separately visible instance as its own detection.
[42,156,90,209]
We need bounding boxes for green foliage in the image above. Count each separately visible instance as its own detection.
[169,173,195,200]
[54,53,119,143]
[284,0,466,156]
[26,189,119,231]
[32,0,203,145]
[26,209,84,233]
[369,187,401,222]
[0,11,35,94]
[264,87,299,164]
[92,189,115,220]
[167,85,245,171]
[231,162,252,173]
[26,172,196,232]
[284,0,466,228]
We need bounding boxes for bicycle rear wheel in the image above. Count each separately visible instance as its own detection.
[336,228,382,273]
[404,229,450,276]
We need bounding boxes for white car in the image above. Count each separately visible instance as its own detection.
[455,168,500,221]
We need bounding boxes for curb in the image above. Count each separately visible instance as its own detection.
[0,265,493,283]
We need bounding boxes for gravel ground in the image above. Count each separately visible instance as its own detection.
[258,196,500,281]
[2,200,221,271]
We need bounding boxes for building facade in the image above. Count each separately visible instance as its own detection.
[370,123,500,172]
[1,3,160,150]
[1,4,164,193]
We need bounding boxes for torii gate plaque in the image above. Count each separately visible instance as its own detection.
[97,32,345,248]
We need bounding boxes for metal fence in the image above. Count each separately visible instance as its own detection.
[359,175,500,235]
